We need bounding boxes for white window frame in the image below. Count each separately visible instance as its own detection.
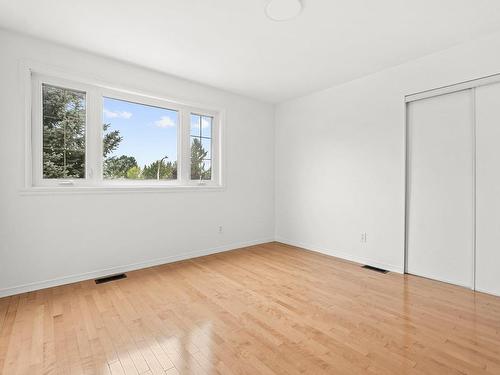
[25,64,224,192]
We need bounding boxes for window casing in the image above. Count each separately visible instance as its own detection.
[30,72,222,190]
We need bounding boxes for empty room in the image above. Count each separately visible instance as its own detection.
[1,0,500,374]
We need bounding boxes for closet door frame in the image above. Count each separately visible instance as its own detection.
[403,72,500,290]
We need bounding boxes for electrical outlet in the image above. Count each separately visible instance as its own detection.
[360,232,367,243]
[218,225,223,234]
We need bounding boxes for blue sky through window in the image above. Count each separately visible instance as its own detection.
[103,97,178,167]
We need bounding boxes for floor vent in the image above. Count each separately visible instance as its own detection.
[362,265,389,274]
[95,273,127,284]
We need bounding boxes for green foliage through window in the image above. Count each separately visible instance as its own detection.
[190,114,212,181]
[42,84,86,179]
[41,87,212,182]
[191,138,211,180]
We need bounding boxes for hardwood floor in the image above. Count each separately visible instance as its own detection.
[1,242,500,374]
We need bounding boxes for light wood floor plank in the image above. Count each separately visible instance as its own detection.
[1,242,500,374]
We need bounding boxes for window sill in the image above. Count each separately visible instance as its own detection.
[20,185,225,195]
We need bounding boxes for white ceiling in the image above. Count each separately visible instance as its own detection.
[2,0,500,103]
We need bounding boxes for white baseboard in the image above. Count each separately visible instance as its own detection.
[474,287,500,298]
[5,237,497,299]
[275,237,404,274]
[0,238,274,298]
[276,238,500,298]
[403,269,473,289]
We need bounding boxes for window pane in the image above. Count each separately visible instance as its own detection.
[201,138,211,159]
[191,136,212,181]
[201,160,212,180]
[190,114,201,136]
[103,97,178,180]
[201,116,212,138]
[42,84,86,179]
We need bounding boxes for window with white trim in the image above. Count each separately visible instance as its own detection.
[30,72,221,189]
[190,114,213,181]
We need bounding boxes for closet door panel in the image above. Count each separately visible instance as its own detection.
[407,90,474,288]
[476,82,500,296]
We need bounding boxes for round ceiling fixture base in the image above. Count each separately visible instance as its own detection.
[266,0,302,21]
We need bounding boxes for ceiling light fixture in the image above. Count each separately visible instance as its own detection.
[266,0,302,21]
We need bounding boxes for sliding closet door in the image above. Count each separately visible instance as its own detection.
[475,82,500,296]
[407,90,474,288]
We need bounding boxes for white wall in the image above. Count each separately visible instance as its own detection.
[0,30,275,297]
[475,82,500,296]
[275,31,500,273]
[4,27,500,298]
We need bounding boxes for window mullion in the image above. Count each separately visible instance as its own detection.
[180,109,191,184]
[86,88,103,186]
[31,76,43,186]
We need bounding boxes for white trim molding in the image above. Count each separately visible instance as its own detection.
[405,71,500,103]
[0,238,274,298]
[21,59,226,192]
[275,237,404,274]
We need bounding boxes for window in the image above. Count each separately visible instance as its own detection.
[30,72,221,189]
[190,114,213,181]
[103,98,179,181]
[42,84,86,179]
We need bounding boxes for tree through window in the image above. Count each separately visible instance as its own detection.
[190,114,212,181]
[42,84,86,179]
[102,97,178,180]
[32,72,220,188]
